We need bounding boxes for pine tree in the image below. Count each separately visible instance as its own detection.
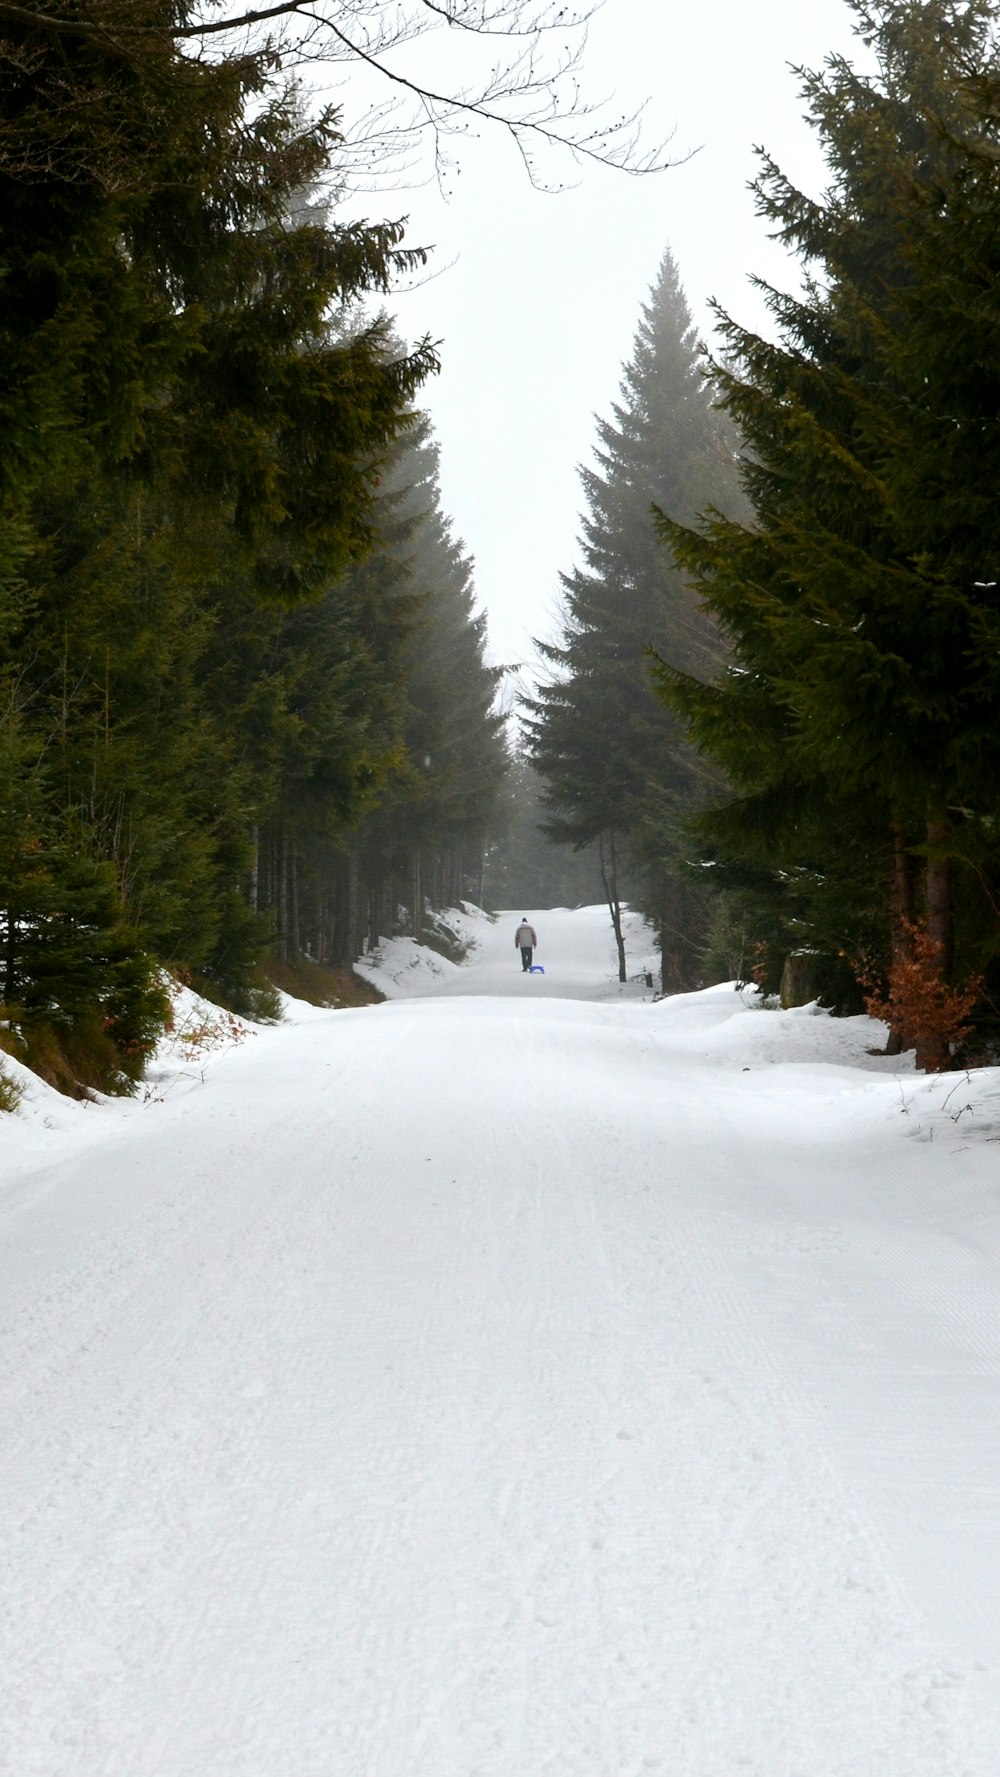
[656,0,1000,1057]
[522,248,745,985]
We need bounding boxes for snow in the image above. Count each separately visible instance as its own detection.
[354,900,661,1000]
[3,904,1000,1775]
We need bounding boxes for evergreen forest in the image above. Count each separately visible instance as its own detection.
[0,2,509,1093]
[655,0,1000,1066]
[527,0,1000,1066]
[7,0,1000,1093]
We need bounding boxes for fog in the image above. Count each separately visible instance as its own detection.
[328,0,861,669]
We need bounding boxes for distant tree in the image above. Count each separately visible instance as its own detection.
[231,407,508,971]
[351,413,509,947]
[483,751,605,911]
[522,248,745,985]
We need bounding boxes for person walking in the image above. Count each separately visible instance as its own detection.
[515,918,538,972]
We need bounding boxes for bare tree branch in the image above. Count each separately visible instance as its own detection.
[0,0,683,190]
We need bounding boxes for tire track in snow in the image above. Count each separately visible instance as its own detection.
[285,1012,991,1776]
[523,1073,993,1777]
[2,984,999,1773]
[710,1130,1000,1749]
[1,1146,336,1773]
[1,1012,419,1776]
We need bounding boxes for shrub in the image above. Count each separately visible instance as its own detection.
[0,1067,24,1113]
[862,919,983,1072]
[0,959,170,1098]
[265,957,382,1009]
[190,967,283,1024]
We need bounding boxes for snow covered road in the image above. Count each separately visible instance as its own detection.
[4,905,1000,1774]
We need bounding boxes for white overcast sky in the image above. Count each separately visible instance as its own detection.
[329,0,863,672]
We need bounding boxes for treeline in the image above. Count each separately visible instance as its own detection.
[483,755,606,912]
[0,6,505,1093]
[526,0,1000,1066]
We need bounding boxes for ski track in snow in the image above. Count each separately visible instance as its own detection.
[3,905,1000,1774]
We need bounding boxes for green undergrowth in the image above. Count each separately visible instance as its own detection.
[265,957,384,1009]
[0,1066,25,1113]
[185,968,283,1024]
[0,1016,139,1100]
[1,979,170,1101]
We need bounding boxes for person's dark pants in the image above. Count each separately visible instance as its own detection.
[520,947,533,971]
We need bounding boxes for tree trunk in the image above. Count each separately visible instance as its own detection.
[276,825,288,965]
[925,806,953,981]
[883,820,916,1056]
[916,806,954,1072]
[248,823,259,916]
[346,853,361,963]
[599,831,627,983]
[412,853,423,939]
[289,838,300,962]
[262,825,273,923]
[316,887,328,964]
[3,892,16,1006]
[329,857,350,966]
[367,877,381,953]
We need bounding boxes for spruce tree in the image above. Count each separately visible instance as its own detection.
[656,0,1000,1056]
[522,249,744,985]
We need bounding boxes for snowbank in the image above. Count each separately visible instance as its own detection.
[354,902,495,998]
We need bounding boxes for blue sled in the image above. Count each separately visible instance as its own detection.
[529,964,545,974]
